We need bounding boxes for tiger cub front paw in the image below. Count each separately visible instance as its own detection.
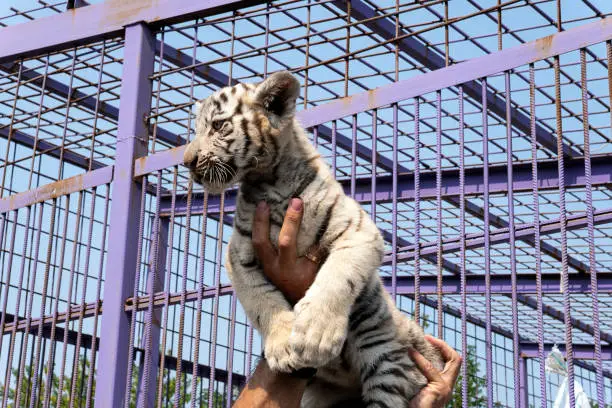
[265,317,299,373]
[290,299,348,367]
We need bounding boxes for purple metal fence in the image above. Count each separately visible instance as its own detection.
[0,1,611,407]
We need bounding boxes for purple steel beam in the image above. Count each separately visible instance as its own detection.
[0,127,105,170]
[333,0,578,158]
[0,165,113,213]
[153,156,612,214]
[521,344,612,361]
[136,218,169,408]
[94,23,154,408]
[0,0,269,63]
[381,273,612,294]
[352,157,612,203]
[298,16,612,133]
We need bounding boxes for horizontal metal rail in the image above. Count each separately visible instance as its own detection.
[0,165,113,213]
[0,0,268,63]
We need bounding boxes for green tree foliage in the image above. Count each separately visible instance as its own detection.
[0,356,94,408]
[0,357,227,408]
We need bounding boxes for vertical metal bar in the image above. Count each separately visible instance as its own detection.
[138,202,169,408]
[208,194,226,408]
[497,0,502,50]
[331,120,337,176]
[56,192,84,408]
[435,90,443,338]
[89,40,106,170]
[370,109,377,221]
[582,48,605,407]
[413,97,420,323]
[174,180,193,407]
[94,22,154,408]
[191,192,209,408]
[391,103,398,300]
[42,195,71,408]
[303,0,311,109]
[444,0,449,66]
[69,189,98,407]
[554,53,575,407]
[264,6,269,78]
[529,63,547,408]
[15,204,45,407]
[0,61,22,198]
[151,29,164,150]
[57,47,78,181]
[0,211,18,367]
[85,187,111,408]
[351,115,357,198]
[482,77,493,408]
[519,356,529,407]
[345,0,351,97]
[1,208,26,407]
[124,175,148,408]
[27,54,49,189]
[607,41,612,135]
[28,198,57,408]
[506,69,521,407]
[156,167,178,408]
[458,86,468,408]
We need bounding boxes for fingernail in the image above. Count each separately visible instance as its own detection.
[291,197,302,211]
[257,201,268,211]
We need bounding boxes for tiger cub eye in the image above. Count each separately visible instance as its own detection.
[212,120,224,131]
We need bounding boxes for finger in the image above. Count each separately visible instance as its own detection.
[424,335,462,384]
[278,198,303,266]
[408,348,444,385]
[252,201,277,267]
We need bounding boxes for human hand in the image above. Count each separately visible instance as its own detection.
[252,198,320,305]
[408,335,462,408]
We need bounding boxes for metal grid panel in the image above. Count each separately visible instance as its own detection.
[0,0,611,407]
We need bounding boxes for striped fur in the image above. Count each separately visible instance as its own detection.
[184,72,443,407]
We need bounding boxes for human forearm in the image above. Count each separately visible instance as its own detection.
[233,359,308,408]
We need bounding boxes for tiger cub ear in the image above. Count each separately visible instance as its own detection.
[254,71,300,124]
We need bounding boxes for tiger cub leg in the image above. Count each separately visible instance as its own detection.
[351,282,427,407]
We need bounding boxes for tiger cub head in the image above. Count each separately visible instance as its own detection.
[184,71,300,194]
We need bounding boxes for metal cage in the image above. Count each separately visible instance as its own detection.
[0,0,611,407]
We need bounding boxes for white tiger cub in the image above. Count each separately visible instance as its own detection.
[184,72,443,407]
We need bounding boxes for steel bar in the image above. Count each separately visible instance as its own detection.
[94,23,154,408]
[136,218,169,408]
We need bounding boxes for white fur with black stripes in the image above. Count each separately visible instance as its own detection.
[184,72,444,408]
